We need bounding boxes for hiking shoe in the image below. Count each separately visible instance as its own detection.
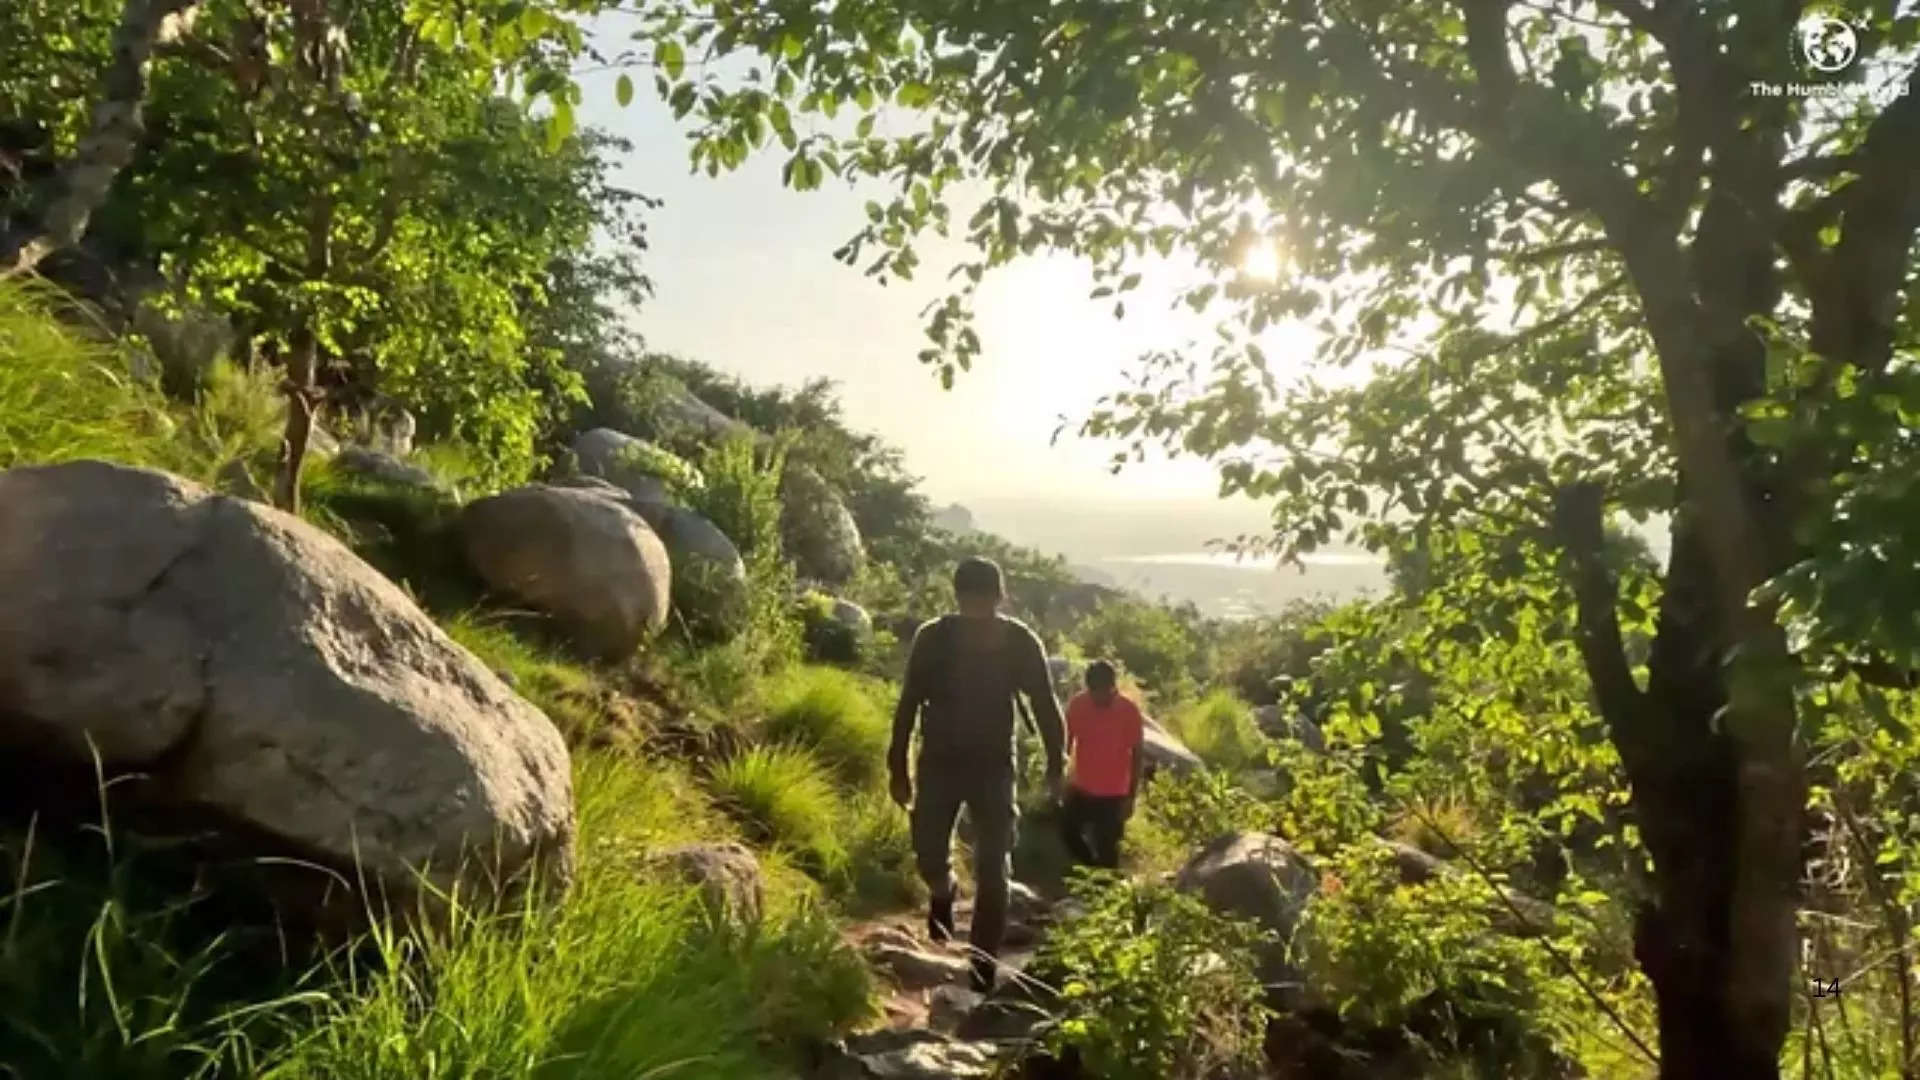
[928,894,955,943]
[969,953,997,995]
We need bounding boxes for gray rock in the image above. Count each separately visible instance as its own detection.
[649,842,763,926]
[779,463,866,586]
[654,382,752,445]
[333,446,443,492]
[820,1030,1007,1080]
[642,504,750,639]
[460,485,671,660]
[1175,832,1319,1008]
[0,462,574,910]
[1256,704,1327,753]
[869,942,970,990]
[215,458,268,503]
[831,597,874,637]
[927,985,979,1033]
[1008,879,1051,924]
[1142,720,1205,775]
[571,428,687,506]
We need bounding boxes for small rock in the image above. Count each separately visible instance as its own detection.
[869,943,970,990]
[823,1030,1006,1080]
[1142,720,1204,775]
[928,984,979,1032]
[1008,880,1051,923]
[649,842,763,926]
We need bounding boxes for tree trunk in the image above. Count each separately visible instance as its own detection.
[0,0,196,278]
[273,326,318,514]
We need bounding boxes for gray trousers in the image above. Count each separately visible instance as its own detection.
[912,754,1017,958]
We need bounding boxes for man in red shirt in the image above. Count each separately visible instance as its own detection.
[1059,660,1146,869]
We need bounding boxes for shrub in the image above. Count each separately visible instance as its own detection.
[709,745,848,879]
[1035,873,1272,1080]
[759,666,891,790]
[686,432,785,562]
[1074,599,1201,700]
[1166,691,1269,773]
[797,590,866,666]
[1131,770,1274,873]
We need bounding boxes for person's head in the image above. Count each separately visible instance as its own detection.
[1085,659,1118,706]
[953,556,1005,618]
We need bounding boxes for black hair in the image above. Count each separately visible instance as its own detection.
[1085,659,1117,690]
[953,556,1004,600]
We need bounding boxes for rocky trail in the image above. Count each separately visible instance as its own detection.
[818,884,1068,1079]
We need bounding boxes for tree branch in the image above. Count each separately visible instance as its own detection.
[1,0,198,279]
[1551,481,1648,728]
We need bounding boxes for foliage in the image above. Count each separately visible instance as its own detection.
[1073,598,1201,701]
[758,665,891,791]
[686,432,786,562]
[262,755,873,1078]
[1036,873,1272,1080]
[708,745,848,881]
[1210,600,1337,706]
[832,792,923,915]
[795,590,869,667]
[1165,691,1268,774]
[1131,769,1274,871]
[440,611,608,743]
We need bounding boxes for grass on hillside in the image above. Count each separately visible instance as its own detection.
[1166,691,1269,774]
[758,666,892,791]
[1,281,177,473]
[441,611,611,742]
[0,753,876,1080]
[708,745,848,882]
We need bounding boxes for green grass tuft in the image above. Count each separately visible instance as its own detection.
[759,666,892,791]
[708,746,848,880]
[440,611,607,741]
[1166,691,1269,774]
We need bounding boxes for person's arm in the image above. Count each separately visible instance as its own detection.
[1016,627,1067,781]
[888,622,935,800]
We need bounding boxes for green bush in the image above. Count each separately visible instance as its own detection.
[797,590,867,666]
[441,612,606,742]
[709,745,848,879]
[1074,599,1201,700]
[1166,691,1269,773]
[1036,874,1272,1080]
[759,666,891,790]
[1130,770,1274,873]
[686,433,785,562]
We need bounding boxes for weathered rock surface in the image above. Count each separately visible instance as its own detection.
[571,427,688,506]
[1142,719,1205,775]
[869,942,971,990]
[817,1029,1007,1080]
[649,842,763,925]
[640,503,750,639]
[460,484,672,659]
[333,445,444,492]
[831,597,874,636]
[1175,832,1320,1007]
[1255,704,1327,753]
[0,461,574,907]
[780,463,866,586]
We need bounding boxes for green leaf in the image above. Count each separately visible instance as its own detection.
[615,74,635,107]
[658,39,686,80]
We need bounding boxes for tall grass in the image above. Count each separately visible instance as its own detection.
[1165,691,1269,774]
[441,612,606,742]
[263,755,873,1078]
[0,281,177,471]
[708,746,847,880]
[758,666,891,791]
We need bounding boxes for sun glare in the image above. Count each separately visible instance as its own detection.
[1239,241,1282,282]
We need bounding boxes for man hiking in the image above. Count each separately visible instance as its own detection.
[1058,660,1146,870]
[889,556,1066,994]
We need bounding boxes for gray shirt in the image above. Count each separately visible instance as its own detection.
[889,613,1066,777]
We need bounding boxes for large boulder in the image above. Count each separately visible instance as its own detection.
[641,503,751,639]
[779,463,866,586]
[333,445,445,493]
[571,428,694,506]
[1142,719,1205,775]
[0,461,574,910]
[1175,832,1320,1006]
[652,381,753,446]
[460,484,672,659]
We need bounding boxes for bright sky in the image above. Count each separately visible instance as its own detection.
[574,51,1321,508]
